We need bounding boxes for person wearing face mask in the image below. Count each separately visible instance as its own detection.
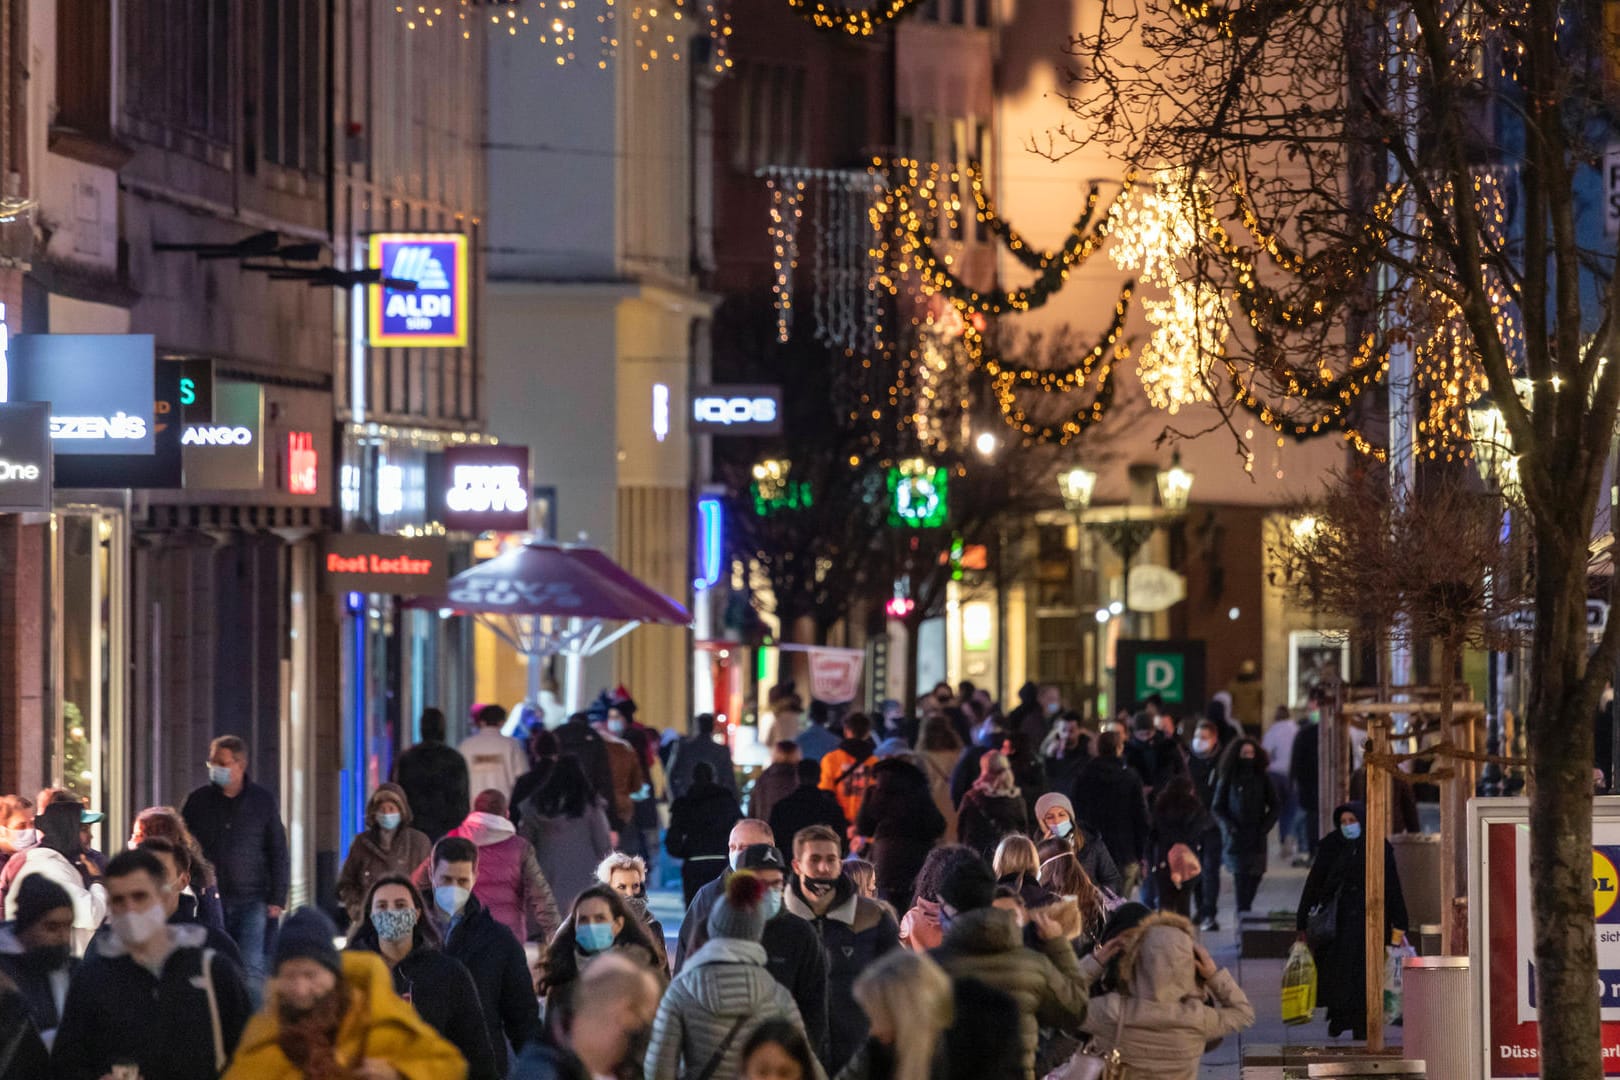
[121,836,244,970]
[1210,737,1282,915]
[0,876,76,1049]
[540,886,666,1013]
[1032,792,1124,897]
[0,794,37,878]
[591,705,651,848]
[511,951,663,1080]
[52,848,253,1080]
[338,784,434,928]
[345,875,498,1080]
[1,801,105,956]
[427,837,539,1076]
[1294,802,1409,1040]
[646,871,828,1080]
[226,906,465,1080]
[1184,720,1226,931]
[666,761,745,905]
[597,852,669,972]
[784,825,900,1073]
[427,789,562,947]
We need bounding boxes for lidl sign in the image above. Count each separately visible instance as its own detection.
[368,233,469,347]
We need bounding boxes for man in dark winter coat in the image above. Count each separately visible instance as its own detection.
[510,952,662,1080]
[557,710,619,824]
[674,838,831,1062]
[0,876,75,1049]
[118,836,244,970]
[747,740,804,824]
[784,825,901,1072]
[1186,719,1226,930]
[428,836,540,1074]
[1290,715,1322,861]
[769,759,850,851]
[854,755,946,911]
[0,969,48,1079]
[52,849,252,1080]
[667,713,739,800]
[179,734,289,996]
[665,762,744,904]
[1040,711,1091,797]
[1123,711,1188,798]
[394,707,472,842]
[1069,731,1151,893]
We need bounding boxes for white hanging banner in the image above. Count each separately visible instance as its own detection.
[781,644,866,704]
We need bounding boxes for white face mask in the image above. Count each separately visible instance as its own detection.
[1192,736,1214,755]
[5,828,38,849]
[729,850,744,871]
[110,901,169,948]
[434,885,471,917]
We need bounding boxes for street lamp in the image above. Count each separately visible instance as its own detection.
[1157,452,1195,513]
[1058,465,1098,512]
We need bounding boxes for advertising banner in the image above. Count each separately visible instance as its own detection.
[7,334,156,456]
[0,402,52,512]
[1471,797,1620,1076]
[368,233,469,347]
[780,645,865,705]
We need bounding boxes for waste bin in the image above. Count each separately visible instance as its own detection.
[1402,956,1478,1080]
[1307,1063,1426,1077]
[1390,832,1442,929]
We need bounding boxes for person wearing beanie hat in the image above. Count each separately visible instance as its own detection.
[931,852,1091,1080]
[227,906,465,1079]
[647,873,825,1080]
[1034,792,1125,897]
[0,875,75,1049]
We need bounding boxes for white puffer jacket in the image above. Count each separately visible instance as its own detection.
[3,847,107,955]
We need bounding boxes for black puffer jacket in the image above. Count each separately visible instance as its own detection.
[392,739,471,841]
[855,758,946,909]
[785,876,901,1072]
[1069,756,1150,870]
[179,779,289,906]
[438,894,539,1075]
[345,933,500,1080]
[1212,759,1281,876]
[665,779,743,861]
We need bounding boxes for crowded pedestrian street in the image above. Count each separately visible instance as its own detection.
[5,0,1620,1077]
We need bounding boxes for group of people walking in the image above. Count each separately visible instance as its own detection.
[0,680,1399,1078]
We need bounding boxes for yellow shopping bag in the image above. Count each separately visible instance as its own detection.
[1281,941,1318,1025]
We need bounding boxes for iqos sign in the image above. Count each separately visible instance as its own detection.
[690,385,783,435]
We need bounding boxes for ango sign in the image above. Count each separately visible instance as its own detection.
[690,385,783,434]
[7,334,156,455]
[0,402,51,512]
[368,233,469,347]
[438,445,530,533]
[323,533,449,596]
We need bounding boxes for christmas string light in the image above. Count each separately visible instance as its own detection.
[393,0,733,71]
[783,0,927,36]
[767,177,807,342]
[966,159,1104,271]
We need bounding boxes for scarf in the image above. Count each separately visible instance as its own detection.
[276,987,353,1080]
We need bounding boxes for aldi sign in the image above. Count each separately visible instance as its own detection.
[368,233,469,347]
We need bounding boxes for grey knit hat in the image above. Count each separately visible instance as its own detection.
[707,871,770,942]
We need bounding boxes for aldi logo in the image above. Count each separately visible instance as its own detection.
[368,233,469,347]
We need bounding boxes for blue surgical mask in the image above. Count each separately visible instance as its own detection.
[208,765,233,787]
[1341,823,1362,841]
[434,885,470,917]
[377,812,402,831]
[762,886,784,920]
[1052,819,1074,839]
[576,921,615,954]
[371,907,418,942]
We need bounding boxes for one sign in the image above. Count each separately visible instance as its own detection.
[1470,797,1620,1076]
[1115,639,1207,712]
[690,385,783,435]
[0,402,52,511]
[1607,145,1620,238]
[323,533,449,596]
[368,233,469,347]
[7,334,155,455]
[286,432,320,495]
[182,381,263,490]
[435,444,530,533]
[1126,564,1187,613]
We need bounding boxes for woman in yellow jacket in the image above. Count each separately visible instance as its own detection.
[225,907,466,1080]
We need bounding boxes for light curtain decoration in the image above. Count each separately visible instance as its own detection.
[395,0,733,71]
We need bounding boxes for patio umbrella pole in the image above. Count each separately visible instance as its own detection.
[564,617,586,713]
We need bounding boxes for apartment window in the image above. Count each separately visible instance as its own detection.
[260,0,326,172]
[59,0,114,139]
[123,0,231,145]
[733,62,806,171]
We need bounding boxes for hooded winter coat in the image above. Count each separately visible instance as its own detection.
[855,758,947,910]
[1069,756,1150,871]
[784,876,901,1072]
[393,737,471,842]
[929,906,1090,1080]
[956,788,1028,862]
[423,811,561,943]
[2,804,105,955]
[645,937,823,1080]
[224,950,467,1080]
[518,798,614,912]
[337,783,434,924]
[820,737,879,823]
[1078,916,1254,1080]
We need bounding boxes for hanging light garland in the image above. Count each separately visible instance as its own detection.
[966,160,1104,271]
[767,176,807,343]
[783,0,928,35]
[394,0,733,72]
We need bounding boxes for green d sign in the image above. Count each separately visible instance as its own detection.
[1135,652,1186,704]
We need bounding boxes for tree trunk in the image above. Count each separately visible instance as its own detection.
[1527,517,1603,1078]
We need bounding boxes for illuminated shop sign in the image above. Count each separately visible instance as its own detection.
[181,382,263,491]
[287,432,320,495]
[368,233,469,347]
[888,458,948,528]
[690,385,783,435]
[0,402,51,512]
[437,444,530,533]
[7,334,156,455]
[323,533,449,596]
